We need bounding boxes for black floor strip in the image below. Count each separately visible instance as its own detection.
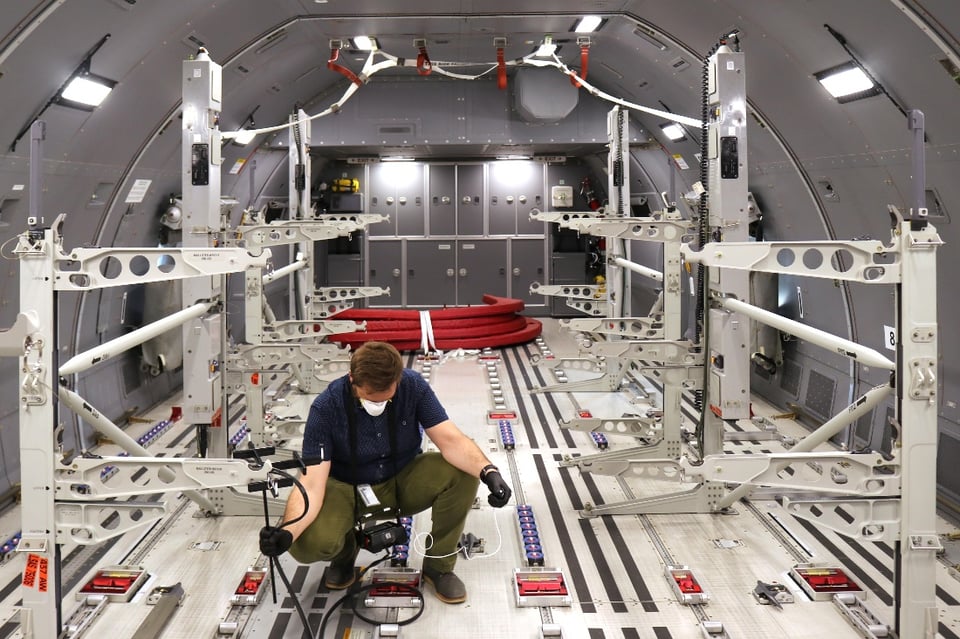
[588,629,605,639]
[522,343,576,448]
[0,621,18,639]
[938,585,960,607]
[500,348,539,449]
[508,347,558,449]
[940,621,960,639]
[0,575,20,606]
[622,629,641,639]
[791,516,893,605]
[532,454,595,613]
[167,422,194,448]
[652,627,673,639]
[576,470,659,613]
[267,611,291,639]
[552,461,627,612]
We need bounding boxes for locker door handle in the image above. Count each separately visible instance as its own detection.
[392,268,401,277]
[408,269,414,277]
[512,267,520,276]
[459,268,467,277]
[446,269,455,277]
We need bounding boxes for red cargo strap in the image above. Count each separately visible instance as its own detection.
[570,44,590,87]
[328,48,362,86]
[417,45,432,75]
[497,47,507,90]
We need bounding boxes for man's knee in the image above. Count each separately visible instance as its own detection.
[289,527,350,563]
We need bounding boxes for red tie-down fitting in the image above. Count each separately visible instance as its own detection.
[327,46,362,86]
[570,36,591,88]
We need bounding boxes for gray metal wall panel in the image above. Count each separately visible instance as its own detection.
[456,165,484,236]
[428,165,456,236]
[407,240,456,307]
[326,255,363,286]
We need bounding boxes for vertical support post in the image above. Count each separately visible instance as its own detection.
[896,112,940,637]
[703,45,750,456]
[908,110,926,216]
[28,122,45,223]
[181,49,225,460]
[605,106,631,317]
[17,217,61,636]
[289,109,313,322]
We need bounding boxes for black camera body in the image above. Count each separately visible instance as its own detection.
[357,521,409,553]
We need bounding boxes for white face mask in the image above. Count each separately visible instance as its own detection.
[360,398,388,417]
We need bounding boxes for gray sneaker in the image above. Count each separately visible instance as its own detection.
[423,568,467,604]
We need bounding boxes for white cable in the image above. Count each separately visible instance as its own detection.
[411,506,504,560]
[221,48,701,141]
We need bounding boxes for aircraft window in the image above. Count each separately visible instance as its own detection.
[801,249,823,270]
[130,255,150,276]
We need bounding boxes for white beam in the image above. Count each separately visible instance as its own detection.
[717,296,895,371]
[611,256,663,282]
[59,302,213,376]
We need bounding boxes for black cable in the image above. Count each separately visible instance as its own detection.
[317,554,425,637]
[258,467,314,639]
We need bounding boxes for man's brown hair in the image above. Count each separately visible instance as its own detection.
[350,341,403,391]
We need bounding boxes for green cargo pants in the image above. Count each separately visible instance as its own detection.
[289,451,479,573]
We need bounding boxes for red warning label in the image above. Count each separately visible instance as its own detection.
[38,556,48,592]
[22,554,39,589]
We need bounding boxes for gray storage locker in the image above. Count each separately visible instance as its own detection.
[510,238,546,309]
[407,239,457,307]
[457,239,507,304]
[428,164,456,236]
[457,164,484,236]
[367,239,404,306]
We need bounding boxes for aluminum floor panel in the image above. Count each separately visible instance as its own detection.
[1,319,960,637]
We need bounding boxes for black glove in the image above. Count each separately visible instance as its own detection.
[481,465,512,508]
[259,526,293,557]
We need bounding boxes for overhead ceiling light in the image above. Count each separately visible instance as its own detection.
[536,35,557,57]
[59,74,115,108]
[233,129,257,145]
[814,61,880,102]
[380,156,414,162]
[574,16,603,33]
[660,123,686,141]
[352,35,377,50]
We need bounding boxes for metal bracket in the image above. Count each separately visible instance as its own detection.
[561,316,664,340]
[231,214,388,251]
[53,246,271,291]
[684,239,900,284]
[780,496,899,541]
[226,343,349,371]
[684,451,900,496]
[55,456,278,499]
[0,311,40,356]
[530,283,608,316]
[56,501,167,544]
[559,415,660,438]
[907,357,937,399]
[530,209,694,243]
[580,338,702,367]
[259,319,363,342]
[310,286,390,317]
